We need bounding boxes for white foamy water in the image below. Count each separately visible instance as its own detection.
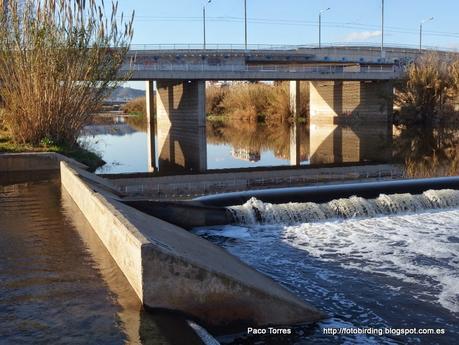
[196,190,459,343]
[283,209,459,314]
[228,189,459,225]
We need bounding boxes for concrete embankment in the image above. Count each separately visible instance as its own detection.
[60,162,325,331]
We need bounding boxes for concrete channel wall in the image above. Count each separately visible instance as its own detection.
[0,152,87,171]
[60,162,325,330]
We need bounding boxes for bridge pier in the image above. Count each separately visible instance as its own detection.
[308,80,393,164]
[309,80,393,124]
[289,120,301,166]
[289,80,301,117]
[145,80,156,172]
[156,80,207,173]
[289,81,310,165]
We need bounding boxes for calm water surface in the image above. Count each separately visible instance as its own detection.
[79,115,392,175]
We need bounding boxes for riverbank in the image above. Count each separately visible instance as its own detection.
[0,128,105,172]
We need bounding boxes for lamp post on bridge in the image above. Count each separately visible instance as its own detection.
[381,0,385,57]
[203,0,212,49]
[419,17,434,52]
[244,0,248,50]
[318,7,331,49]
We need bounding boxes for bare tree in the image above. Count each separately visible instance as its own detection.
[0,0,134,145]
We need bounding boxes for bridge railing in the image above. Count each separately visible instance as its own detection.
[129,42,458,53]
[122,63,399,75]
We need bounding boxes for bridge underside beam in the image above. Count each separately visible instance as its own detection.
[156,80,207,173]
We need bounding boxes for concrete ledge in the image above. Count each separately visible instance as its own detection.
[0,152,87,172]
[60,161,325,330]
[108,164,403,198]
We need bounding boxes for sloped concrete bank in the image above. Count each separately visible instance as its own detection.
[60,162,325,331]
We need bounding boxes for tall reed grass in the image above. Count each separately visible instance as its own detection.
[395,53,459,124]
[0,0,134,145]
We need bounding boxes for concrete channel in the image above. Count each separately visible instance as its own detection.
[59,161,325,330]
[1,152,325,331]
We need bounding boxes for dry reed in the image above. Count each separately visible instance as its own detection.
[0,0,134,145]
[395,53,459,124]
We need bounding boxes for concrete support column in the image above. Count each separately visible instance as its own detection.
[145,80,156,172]
[309,80,393,125]
[289,80,301,118]
[156,80,207,173]
[289,80,301,165]
[289,121,301,166]
[308,80,393,165]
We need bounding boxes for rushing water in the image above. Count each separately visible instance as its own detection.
[195,193,459,344]
[228,189,459,225]
[0,177,213,345]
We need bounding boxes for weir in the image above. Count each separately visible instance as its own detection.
[117,176,459,230]
[228,189,459,225]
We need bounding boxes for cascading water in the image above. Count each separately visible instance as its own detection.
[228,189,459,225]
[195,188,459,343]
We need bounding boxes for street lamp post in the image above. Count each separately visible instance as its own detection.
[203,0,212,49]
[381,0,384,56]
[319,7,331,48]
[244,0,248,50]
[419,17,434,52]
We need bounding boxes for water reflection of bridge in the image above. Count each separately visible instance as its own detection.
[150,117,392,173]
[148,80,393,173]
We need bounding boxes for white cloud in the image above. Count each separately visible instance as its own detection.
[344,31,382,42]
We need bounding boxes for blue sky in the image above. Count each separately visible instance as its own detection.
[119,0,459,89]
[117,0,459,48]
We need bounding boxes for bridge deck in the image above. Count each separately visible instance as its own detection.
[122,45,433,81]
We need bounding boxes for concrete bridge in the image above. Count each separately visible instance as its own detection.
[123,44,418,81]
[122,44,453,173]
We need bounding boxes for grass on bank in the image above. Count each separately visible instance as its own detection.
[0,128,105,172]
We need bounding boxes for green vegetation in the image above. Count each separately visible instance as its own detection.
[0,128,104,171]
[0,0,133,166]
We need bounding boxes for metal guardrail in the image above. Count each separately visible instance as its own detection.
[122,63,399,75]
[129,42,459,53]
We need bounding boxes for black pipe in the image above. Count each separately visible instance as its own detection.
[123,200,233,230]
[195,176,459,207]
